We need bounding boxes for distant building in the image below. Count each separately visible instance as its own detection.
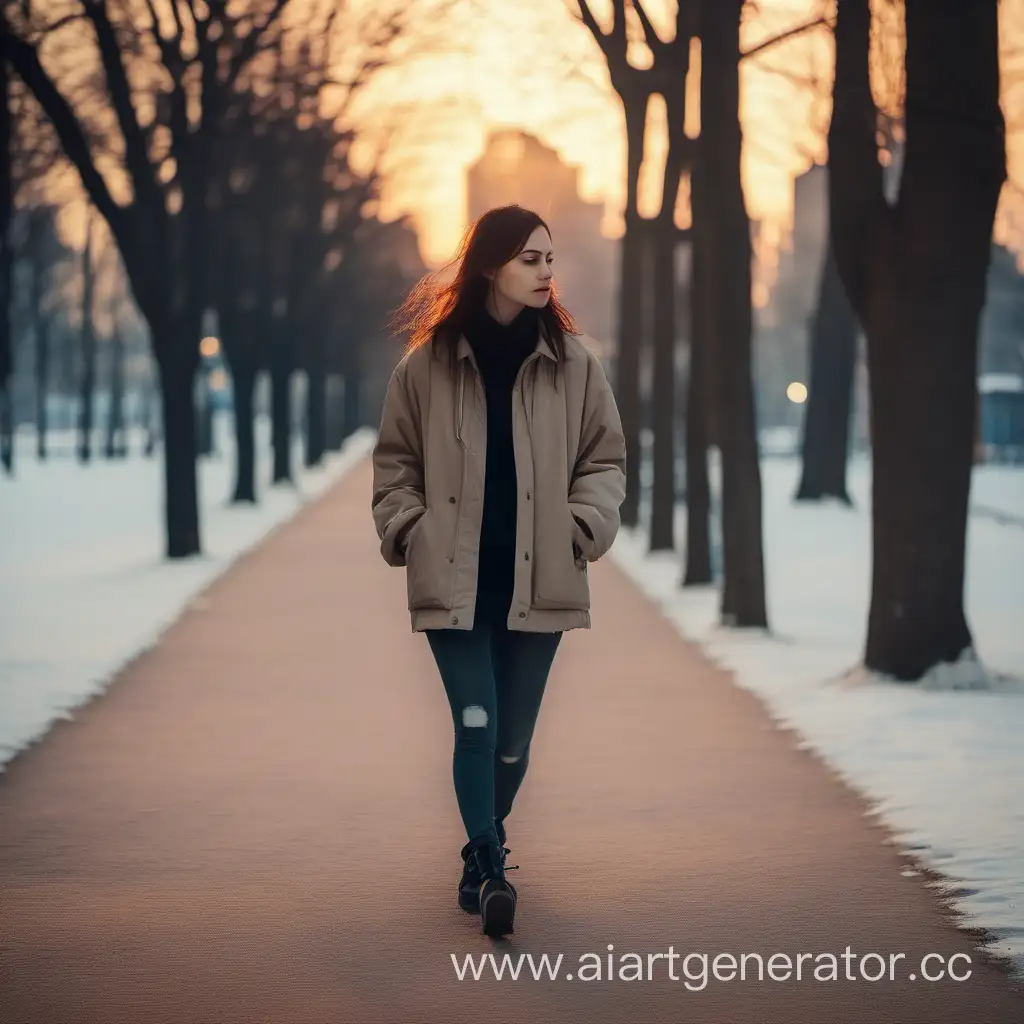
[466,130,617,360]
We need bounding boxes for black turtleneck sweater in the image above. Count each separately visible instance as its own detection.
[465,306,540,621]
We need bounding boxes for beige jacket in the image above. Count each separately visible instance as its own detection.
[371,329,626,632]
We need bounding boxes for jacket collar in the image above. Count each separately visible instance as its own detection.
[456,327,557,363]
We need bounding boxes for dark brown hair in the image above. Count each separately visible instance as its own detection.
[392,205,579,367]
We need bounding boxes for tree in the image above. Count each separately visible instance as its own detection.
[630,5,696,555]
[76,213,95,464]
[104,323,127,458]
[697,0,767,627]
[829,0,1006,681]
[794,236,858,504]
[577,1,653,531]
[2,0,294,555]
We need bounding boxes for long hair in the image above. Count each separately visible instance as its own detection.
[392,205,579,369]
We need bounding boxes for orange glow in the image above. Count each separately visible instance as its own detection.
[350,0,1022,271]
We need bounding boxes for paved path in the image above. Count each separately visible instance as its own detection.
[1,458,1021,1023]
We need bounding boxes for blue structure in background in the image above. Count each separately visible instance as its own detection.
[979,373,1024,462]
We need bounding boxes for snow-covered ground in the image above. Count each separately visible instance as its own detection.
[0,417,375,770]
[611,452,1024,976]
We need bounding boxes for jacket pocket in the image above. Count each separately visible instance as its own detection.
[531,504,591,611]
[405,509,454,611]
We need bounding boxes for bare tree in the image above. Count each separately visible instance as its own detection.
[697,0,767,627]
[104,322,127,458]
[829,0,1006,681]
[2,0,294,555]
[794,236,858,504]
[576,1,654,531]
[76,212,95,463]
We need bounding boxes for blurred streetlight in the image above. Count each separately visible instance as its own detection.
[787,381,808,404]
[200,335,220,358]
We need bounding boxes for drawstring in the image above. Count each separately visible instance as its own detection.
[456,358,467,449]
[519,356,534,450]
[520,355,546,454]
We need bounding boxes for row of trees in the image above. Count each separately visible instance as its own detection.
[0,0,431,546]
[577,0,1006,682]
[1,203,155,468]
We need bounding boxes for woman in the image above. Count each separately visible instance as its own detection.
[371,205,626,937]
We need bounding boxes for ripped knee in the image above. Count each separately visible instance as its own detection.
[498,750,524,764]
[461,705,488,728]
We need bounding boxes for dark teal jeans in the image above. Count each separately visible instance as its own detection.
[425,613,562,849]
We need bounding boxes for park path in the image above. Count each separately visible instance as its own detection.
[1,457,1021,1023]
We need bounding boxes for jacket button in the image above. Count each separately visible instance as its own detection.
[518,612,527,618]
[524,552,530,561]
[526,492,531,500]
[448,496,456,504]
[451,616,459,625]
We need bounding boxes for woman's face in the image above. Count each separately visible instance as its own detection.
[490,225,555,311]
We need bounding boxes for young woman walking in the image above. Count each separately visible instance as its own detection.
[371,205,626,937]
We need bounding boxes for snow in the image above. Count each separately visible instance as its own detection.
[978,372,1024,394]
[972,463,1024,525]
[610,452,1024,976]
[0,417,376,771]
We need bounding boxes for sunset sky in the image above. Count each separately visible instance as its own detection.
[344,0,1024,272]
[27,0,1024,283]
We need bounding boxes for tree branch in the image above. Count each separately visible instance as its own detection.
[40,13,91,33]
[83,1,163,214]
[741,15,830,61]
[827,0,885,320]
[632,0,666,50]
[1,32,128,241]
[576,0,609,54]
[141,0,184,71]
[224,0,290,90]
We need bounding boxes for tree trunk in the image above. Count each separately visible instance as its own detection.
[230,357,257,503]
[155,341,201,557]
[35,331,50,460]
[305,334,327,468]
[0,17,11,475]
[77,224,96,465]
[33,283,50,463]
[143,381,159,458]
[829,0,1004,680]
[326,373,344,451]
[195,375,214,457]
[270,335,292,484]
[104,326,125,459]
[341,350,363,441]
[682,216,713,585]
[649,80,689,552]
[0,385,11,474]
[615,97,649,529]
[700,0,768,628]
[795,239,857,504]
[649,216,678,550]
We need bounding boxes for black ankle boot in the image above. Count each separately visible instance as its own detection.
[471,841,517,937]
[458,841,482,913]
